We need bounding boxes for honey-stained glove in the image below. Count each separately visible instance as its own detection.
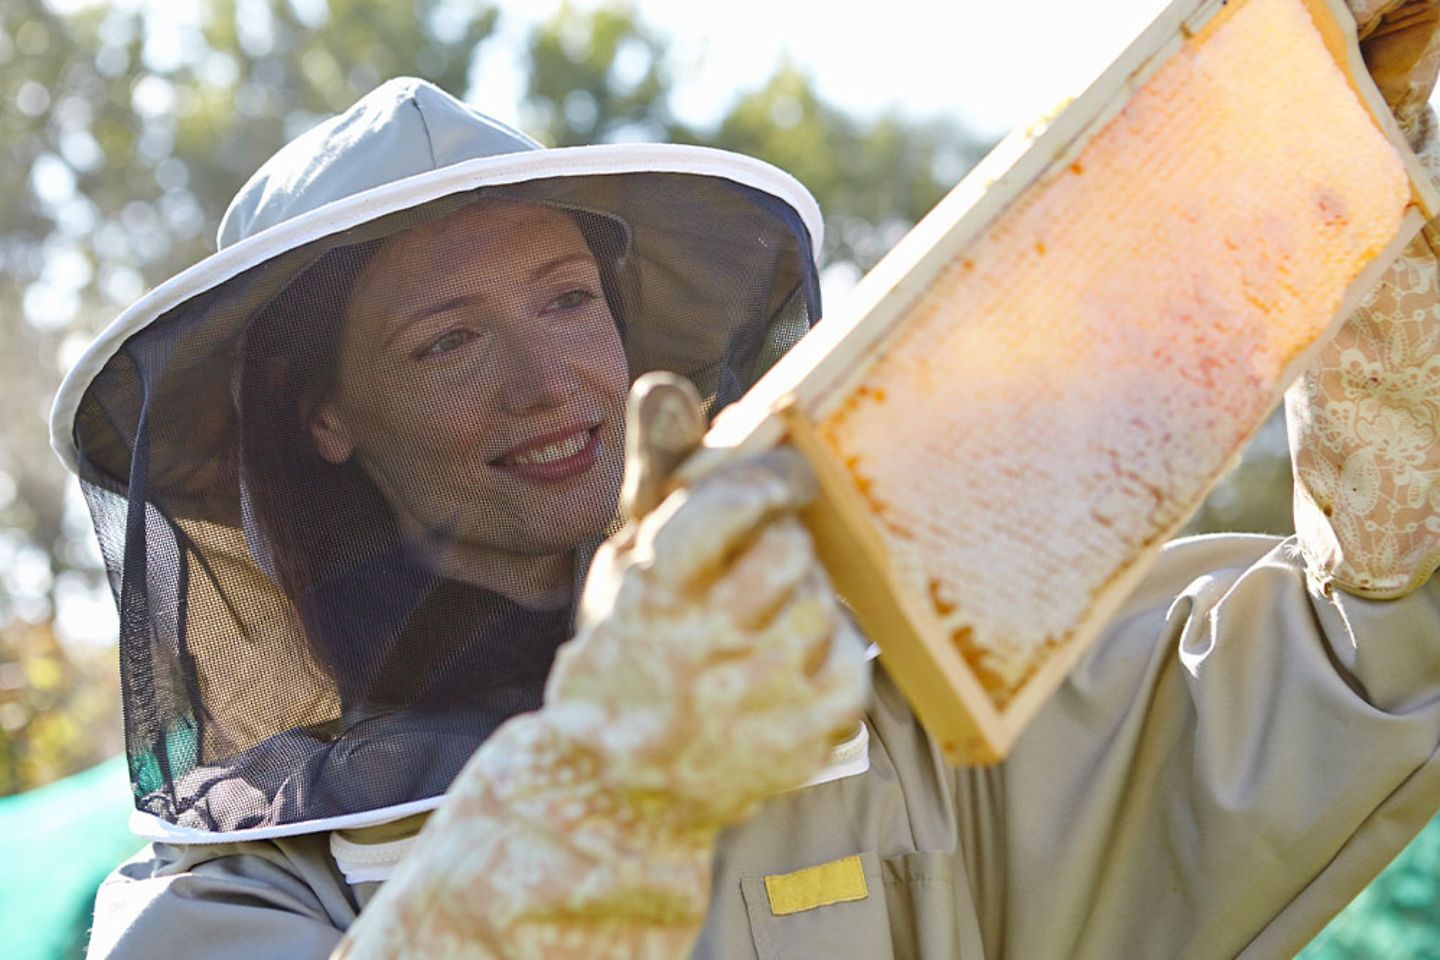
[335,372,868,960]
[1286,0,1440,598]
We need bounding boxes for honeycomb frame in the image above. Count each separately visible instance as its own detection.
[699,0,1440,764]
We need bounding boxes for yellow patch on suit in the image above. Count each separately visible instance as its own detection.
[762,855,868,916]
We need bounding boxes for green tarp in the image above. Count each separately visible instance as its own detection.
[1301,815,1440,959]
[1,756,140,960]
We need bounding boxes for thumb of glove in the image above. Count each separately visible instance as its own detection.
[621,371,707,523]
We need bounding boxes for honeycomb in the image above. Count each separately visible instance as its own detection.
[818,0,1411,705]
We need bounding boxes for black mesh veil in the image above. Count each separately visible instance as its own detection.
[68,172,820,835]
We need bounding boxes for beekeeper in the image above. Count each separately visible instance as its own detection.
[61,2,1440,958]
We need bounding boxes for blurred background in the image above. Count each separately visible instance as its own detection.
[0,0,1420,957]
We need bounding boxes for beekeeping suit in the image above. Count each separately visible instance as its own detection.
[66,3,1440,958]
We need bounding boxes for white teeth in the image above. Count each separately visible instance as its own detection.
[507,430,589,466]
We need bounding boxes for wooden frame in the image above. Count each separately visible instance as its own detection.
[695,0,1438,764]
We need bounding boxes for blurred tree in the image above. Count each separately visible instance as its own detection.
[524,1,670,146]
[0,618,120,794]
[3,0,495,321]
[707,61,987,270]
[522,6,992,271]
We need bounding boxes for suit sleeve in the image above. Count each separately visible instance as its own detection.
[995,534,1440,959]
[86,840,350,960]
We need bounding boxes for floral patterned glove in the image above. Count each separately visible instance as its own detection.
[1286,0,1440,598]
[335,373,868,960]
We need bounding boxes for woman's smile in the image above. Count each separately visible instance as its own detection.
[491,422,604,482]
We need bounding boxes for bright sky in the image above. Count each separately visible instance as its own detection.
[54,0,1186,137]
[474,0,1174,138]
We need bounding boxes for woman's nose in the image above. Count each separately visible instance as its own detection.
[500,328,581,413]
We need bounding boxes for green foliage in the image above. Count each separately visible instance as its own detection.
[525,2,669,146]
[1300,812,1440,959]
[707,62,986,269]
[0,619,119,796]
[522,6,991,269]
[3,0,496,312]
[0,755,137,960]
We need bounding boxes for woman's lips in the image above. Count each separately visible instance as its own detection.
[491,425,602,482]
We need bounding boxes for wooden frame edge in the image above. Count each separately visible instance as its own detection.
[776,402,1010,764]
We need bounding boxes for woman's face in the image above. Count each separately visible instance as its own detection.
[310,200,630,559]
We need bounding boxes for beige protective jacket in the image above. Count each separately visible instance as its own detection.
[87,533,1440,959]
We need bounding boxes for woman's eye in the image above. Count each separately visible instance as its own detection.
[418,329,474,358]
[549,289,596,312]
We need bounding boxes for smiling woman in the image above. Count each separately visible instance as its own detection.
[221,196,642,805]
[280,201,631,611]
[53,79,825,837]
[321,203,629,576]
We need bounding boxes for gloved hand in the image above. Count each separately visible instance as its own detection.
[1287,0,1440,598]
[335,373,868,960]
[1350,0,1440,150]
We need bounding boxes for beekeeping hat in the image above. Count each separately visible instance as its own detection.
[50,78,823,841]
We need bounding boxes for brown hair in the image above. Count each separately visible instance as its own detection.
[238,239,397,690]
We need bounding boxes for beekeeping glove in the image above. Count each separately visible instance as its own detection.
[1351,0,1440,150]
[1286,0,1440,598]
[336,372,868,960]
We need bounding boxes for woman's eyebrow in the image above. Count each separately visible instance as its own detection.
[527,251,595,282]
[381,251,598,345]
